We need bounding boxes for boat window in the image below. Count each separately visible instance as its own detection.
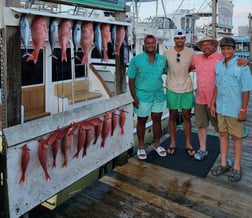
[52,48,72,82]
[21,49,43,86]
[181,17,190,31]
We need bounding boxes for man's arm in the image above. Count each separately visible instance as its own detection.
[128,78,139,108]
[238,91,250,121]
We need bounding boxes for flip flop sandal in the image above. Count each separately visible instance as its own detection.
[154,146,167,157]
[137,149,147,160]
[185,147,195,156]
[167,146,176,155]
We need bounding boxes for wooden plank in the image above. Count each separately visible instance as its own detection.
[113,158,252,217]
[100,175,211,218]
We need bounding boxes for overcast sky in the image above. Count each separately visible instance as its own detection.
[131,0,252,35]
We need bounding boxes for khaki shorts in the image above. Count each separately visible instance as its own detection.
[217,114,244,137]
[195,104,218,132]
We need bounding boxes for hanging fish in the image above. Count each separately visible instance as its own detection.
[61,123,78,167]
[111,25,116,53]
[73,125,85,159]
[20,14,31,58]
[94,23,102,58]
[111,111,118,136]
[58,19,72,62]
[115,25,125,56]
[61,125,74,167]
[80,21,94,65]
[46,127,61,168]
[52,137,60,168]
[100,112,112,148]
[49,18,59,59]
[26,16,48,64]
[82,123,95,157]
[119,108,126,136]
[38,138,51,181]
[19,144,30,184]
[88,117,103,144]
[72,21,82,59]
[101,23,111,61]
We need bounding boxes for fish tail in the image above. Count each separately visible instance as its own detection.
[81,54,88,65]
[22,50,32,58]
[26,50,39,64]
[19,174,25,184]
[93,138,97,144]
[103,51,108,60]
[45,171,51,180]
[62,158,68,167]
[61,50,67,62]
[100,140,105,148]
[73,152,79,159]
[52,160,56,168]
[48,53,58,60]
[82,148,87,158]
[114,48,120,56]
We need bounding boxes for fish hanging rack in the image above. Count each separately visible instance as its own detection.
[3,7,131,27]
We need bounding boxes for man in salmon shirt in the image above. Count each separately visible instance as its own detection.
[190,37,248,161]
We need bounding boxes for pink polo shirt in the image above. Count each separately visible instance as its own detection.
[191,51,224,107]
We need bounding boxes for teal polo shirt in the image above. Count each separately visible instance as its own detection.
[126,52,168,103]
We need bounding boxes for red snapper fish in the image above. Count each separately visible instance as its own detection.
[120,108,126,136]
[73,125,85,159]
[100,112,112,148]
[58,19,72,62]
[101,23,111,60]
[38,138,51,180]
[115,25,125,55]
[61,125,74,167]
[80,21,94,65]
[26,16,48,64]
[52,137,60,168]
[19,144,30,184]
[88,117,103,144]
[81,122,95,157]
[111,111,118,136]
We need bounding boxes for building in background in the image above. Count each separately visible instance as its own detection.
[238,26,249,37]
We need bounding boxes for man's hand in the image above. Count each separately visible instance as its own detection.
[238,111,247,121]
[237,57,249,66]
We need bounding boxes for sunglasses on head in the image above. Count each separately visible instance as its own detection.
[176,53,180,62]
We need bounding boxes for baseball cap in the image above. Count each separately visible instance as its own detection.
[174,29,186,38]
[144,34,157,42]
[219,37,235,47]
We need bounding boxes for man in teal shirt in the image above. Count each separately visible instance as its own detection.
[127,34,168,160]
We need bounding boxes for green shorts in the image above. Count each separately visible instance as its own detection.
[166,89,195,110]
[133,100,167,117]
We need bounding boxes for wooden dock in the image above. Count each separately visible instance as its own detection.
[29,98,252,218]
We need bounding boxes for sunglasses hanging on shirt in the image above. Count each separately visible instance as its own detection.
[176,53,180,63]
